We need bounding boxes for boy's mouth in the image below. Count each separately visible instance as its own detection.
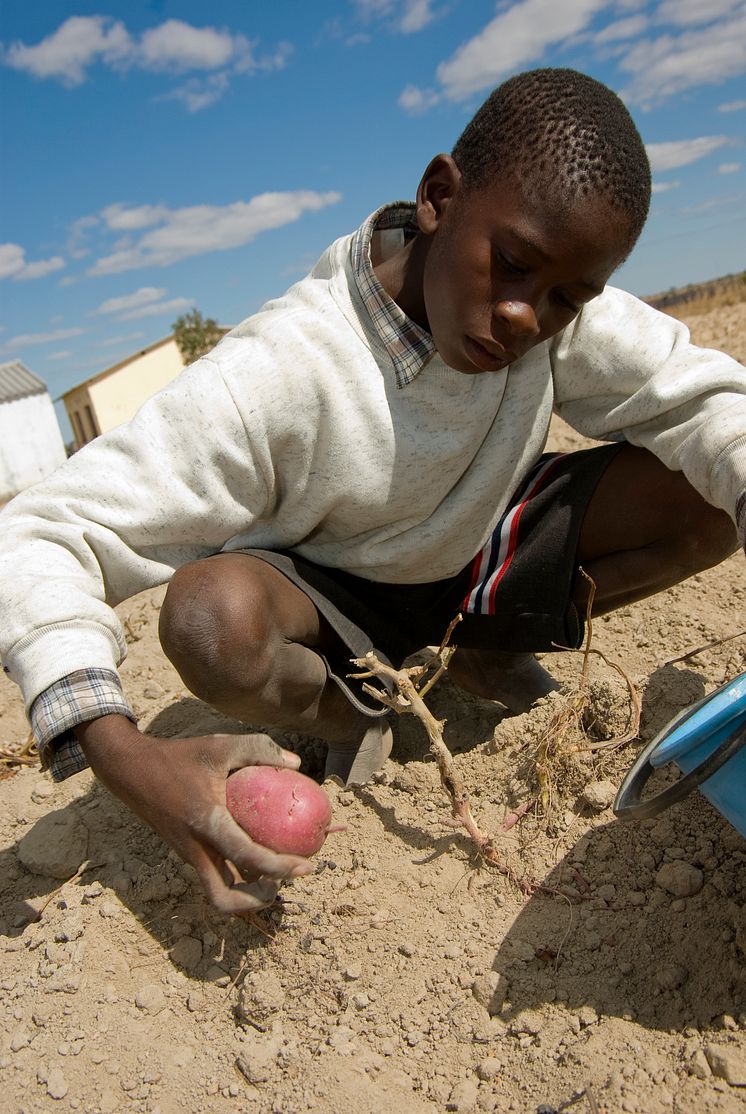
[464,335,512,372]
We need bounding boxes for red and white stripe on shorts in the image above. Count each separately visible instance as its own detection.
[461,453,566,616]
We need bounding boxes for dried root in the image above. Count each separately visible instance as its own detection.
[534,569,640,817]
[0,730,39,773]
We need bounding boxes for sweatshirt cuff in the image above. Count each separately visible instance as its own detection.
[31,668,136,782]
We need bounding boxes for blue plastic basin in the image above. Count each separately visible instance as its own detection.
[649,673,746,837]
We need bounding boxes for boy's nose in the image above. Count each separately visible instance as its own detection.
[494,299,541,338]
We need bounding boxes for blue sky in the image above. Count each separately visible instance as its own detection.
[1,1,745,435]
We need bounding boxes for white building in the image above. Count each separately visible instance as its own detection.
[0,361,67,502]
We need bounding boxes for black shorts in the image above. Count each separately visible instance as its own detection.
[239,443,622,714]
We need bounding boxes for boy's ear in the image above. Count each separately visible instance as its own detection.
[416,155,462,236]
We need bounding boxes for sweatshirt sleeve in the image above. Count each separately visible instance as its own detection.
[550,287,746,547]
[0,354,272,713]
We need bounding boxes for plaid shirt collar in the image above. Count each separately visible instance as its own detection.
[351,202,436,388]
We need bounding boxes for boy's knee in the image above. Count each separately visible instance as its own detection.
[159,556,278,698]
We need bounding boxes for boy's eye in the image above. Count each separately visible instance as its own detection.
[555,291,581,313]
[496,251,526,276]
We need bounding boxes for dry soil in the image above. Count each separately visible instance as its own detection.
[1,303,745,1114]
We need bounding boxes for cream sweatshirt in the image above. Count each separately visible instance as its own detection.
[1,226,745,713]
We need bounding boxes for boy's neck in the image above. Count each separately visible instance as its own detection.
[372,232,430,334]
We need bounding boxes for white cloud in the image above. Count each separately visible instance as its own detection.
[138,20,237,71]
[651,180,680,193]
[47,350,73,360]
[15,257,66,281]
[594,15,648,44]
[351,0,387,19]
[0,243,65,281]
[2,327,85,351]
[683,192,743,215]
[67,214,99,259]
[91,286,192,320]
[399,84,441,113]
[656,0,745,28]
[400,0,438,33]
[645,136,734,171]
[620,10,746,104]
[4,16,131,86]
[719,98,746,112]
[0,243,33,278]
[2,16,291,109]
[92,287,167,316]
[119,297,194,321]
[435,0,606,101]
[88,190,342,275]
[719,162,741,174]
[101,332,145,347]
[160,72,230,113]
[353,0,437,33]
[101,204,169,231]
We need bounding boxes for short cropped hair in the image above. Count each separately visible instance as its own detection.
[452,68,651,243]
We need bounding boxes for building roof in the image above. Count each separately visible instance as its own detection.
[0,360,48,404]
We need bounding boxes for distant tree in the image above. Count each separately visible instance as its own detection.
[172,309,226,364]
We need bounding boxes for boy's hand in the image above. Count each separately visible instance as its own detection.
[75,716,314,915]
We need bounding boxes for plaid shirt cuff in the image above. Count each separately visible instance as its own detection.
[31,668,136,782]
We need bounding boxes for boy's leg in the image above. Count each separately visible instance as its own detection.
[449,445,737,710]
[158,553,390,782]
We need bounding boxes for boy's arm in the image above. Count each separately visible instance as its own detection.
[0,353,305,910]
[550,288,746,551]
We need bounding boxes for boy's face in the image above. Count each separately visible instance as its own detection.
[416,157,632,374]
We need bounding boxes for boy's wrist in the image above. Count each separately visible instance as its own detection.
[75,714,144,765]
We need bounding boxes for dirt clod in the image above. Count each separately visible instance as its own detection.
[655,861,704,897]
[705,1043,746,1086]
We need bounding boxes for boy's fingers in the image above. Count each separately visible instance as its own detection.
[203,806,313,881]
[196,847,281,914]
[217,733,301,772]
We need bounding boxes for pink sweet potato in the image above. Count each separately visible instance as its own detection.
[226,766,333,857]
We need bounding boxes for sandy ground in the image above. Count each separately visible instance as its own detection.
[1,303,745,1114]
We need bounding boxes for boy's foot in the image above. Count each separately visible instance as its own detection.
[447,648,560,713]
[324,720,393,786]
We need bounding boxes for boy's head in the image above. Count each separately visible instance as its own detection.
[410,68,651,375]
[451,67,651,250]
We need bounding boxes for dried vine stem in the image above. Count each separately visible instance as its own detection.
[349,617,539,891]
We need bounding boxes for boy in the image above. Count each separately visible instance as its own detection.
[1,69,744,917]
